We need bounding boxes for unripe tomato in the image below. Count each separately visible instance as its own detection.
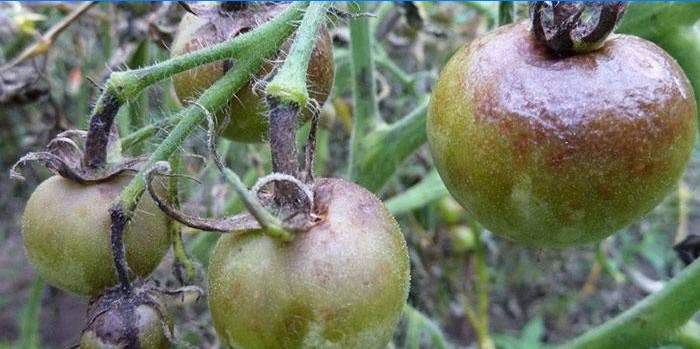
[208,178,410,349]
[22,175,171,296]
[428,22,697,247]
[171,2,335,143]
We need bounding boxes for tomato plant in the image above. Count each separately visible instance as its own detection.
[4,2,700,349]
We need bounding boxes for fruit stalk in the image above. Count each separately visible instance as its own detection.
[559,259,700,349]
[82,1,309,169]
[267,99,303,208]
[529,1,628,55]
[266,1,331,209]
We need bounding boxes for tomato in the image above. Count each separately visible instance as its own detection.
[22,175,171,296]
[208,178,410,349]
[427,21,697,247]
[80,285,173,349]
[171,2,334,143]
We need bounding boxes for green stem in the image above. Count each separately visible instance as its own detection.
[470,221,495,349]
[348,1,383,181]
[672,322,700,349]
[353,96,429,192]
[267,1,332,106]
[108,1,311,287]
[385,169,448,215]
[558,259,700,349]
[18,278,43,349]
[118,55,267,213]
[220,167,290,241]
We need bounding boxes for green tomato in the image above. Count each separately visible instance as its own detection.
[208,178,410,349]
[171,2,334,143]
[427,21,697,247]
[22,175,171,296]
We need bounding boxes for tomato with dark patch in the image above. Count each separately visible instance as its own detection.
[428,21,697,246]
[208,178,410,348]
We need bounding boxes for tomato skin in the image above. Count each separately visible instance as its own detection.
[171,2,334,143]
[22,175,171,296]
[427,21,697,247]
[79,302,172,349]
[208,178,410,349]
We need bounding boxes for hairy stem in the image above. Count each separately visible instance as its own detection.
[83,1,309,168]
[470,222,495,349]
[559,259,700,349]
[266,1,332,106]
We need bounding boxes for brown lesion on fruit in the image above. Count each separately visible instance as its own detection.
[467,21,696,181]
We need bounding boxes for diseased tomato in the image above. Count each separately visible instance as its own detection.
[427,21,697,247]
[171,2,334,143]
[80,284,173,349]
[22,175,171,296]
[208,178,410,349]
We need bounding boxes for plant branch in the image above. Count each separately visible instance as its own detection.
[469,221,495,349]
[83,1,309,169]
[559,258,700,349]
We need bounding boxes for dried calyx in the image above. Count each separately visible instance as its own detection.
[10,127,144,183]
[145,162,318,236]
[529,1,628,55]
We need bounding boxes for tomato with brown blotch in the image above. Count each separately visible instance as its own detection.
[208,178,410,349]
[428,21,697,247]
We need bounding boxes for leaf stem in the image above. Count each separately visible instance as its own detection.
[348,1,382,181]
[558,259,700,349]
